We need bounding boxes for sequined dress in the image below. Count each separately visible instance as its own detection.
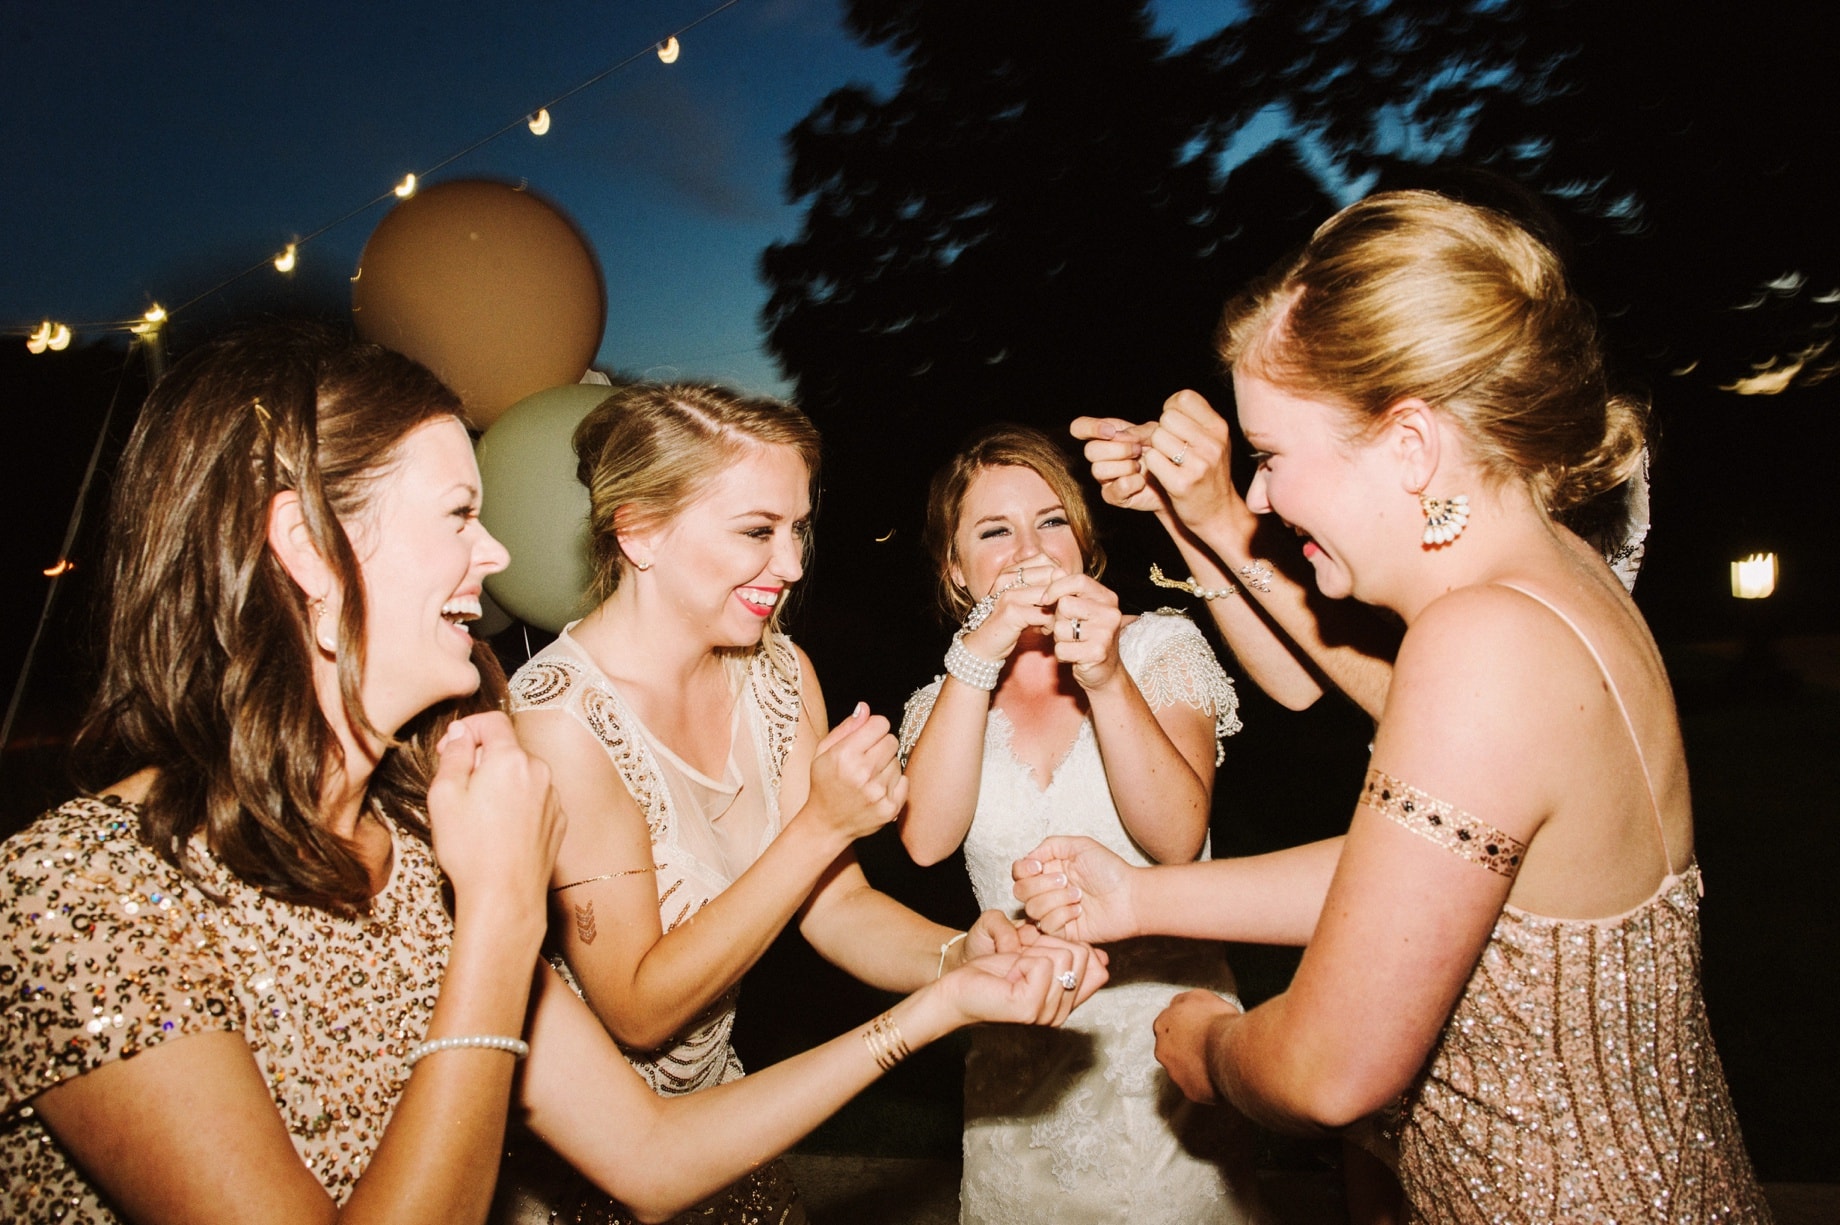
[0,795,452,1223]
[498,628,806,1225]
[901,612,1268,1225]
[1390,585,1770,1223]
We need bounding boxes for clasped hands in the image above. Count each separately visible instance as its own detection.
[962,556,1125,690]
[1009,834,1241,1104]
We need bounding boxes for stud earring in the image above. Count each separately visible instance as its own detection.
[1420,493,1470,546]
[631,558,653,572]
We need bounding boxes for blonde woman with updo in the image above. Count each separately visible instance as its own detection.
[1018,191,1772,1222]
[502,385,1097,1222]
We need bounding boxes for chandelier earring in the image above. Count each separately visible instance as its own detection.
[1419,492,1470,546]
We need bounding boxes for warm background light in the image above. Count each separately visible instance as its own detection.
[657,36,681,63]
[528,108,551,135]
[274,243,298,272]
[1731,552,1778,599]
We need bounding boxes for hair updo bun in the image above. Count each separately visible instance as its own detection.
[1217,190,1648,514]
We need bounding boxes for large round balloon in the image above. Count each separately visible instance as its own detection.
[353,179,604,429]
[475,383,613,632]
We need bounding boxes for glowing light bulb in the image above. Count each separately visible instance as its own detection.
[528,108,551,135]
[43,558,73,578]
[1731,553,1777,599]
[657,35,680,63]
[46,323,71,351]
[26,321,52,354]
[131,304,167,335]
[274,243,298,273]
[395,173,418,199]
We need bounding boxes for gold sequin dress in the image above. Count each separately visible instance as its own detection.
[1389,585,1771,1223]
[498,629,806,1225]
[0,795,451,1223]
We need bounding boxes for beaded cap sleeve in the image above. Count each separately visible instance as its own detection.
[0,795,451,1222]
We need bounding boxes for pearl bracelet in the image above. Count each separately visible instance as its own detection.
[1148,562,1238,601]
[945,632,1002,690]
[406,1033,531,1068]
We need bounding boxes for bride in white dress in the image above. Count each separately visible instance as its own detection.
[898,425,1272,1225]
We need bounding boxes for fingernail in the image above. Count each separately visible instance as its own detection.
[1022,859,1041,875]
[1098,422,1116,439]
[853,701,869,720]
[439,721,466,745]
[1071,886,1082,902]
[1054,873,1067,887]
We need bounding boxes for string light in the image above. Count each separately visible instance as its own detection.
[42,559,74,578]
[25,321,72,354]
[130,304,166,335]
[4,0,738,344]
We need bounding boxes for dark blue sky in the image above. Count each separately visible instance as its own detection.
[3,0,1243,395]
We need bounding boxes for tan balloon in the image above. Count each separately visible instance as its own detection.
[352,179,605,429]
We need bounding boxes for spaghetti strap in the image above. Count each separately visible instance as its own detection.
[1493,582,1674,872]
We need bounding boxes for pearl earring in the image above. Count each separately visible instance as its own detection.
[1419,493,1470,546]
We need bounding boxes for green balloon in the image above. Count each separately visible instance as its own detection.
[475,383,612,632]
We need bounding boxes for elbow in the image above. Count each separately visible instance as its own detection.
[583,992,679,1053]
[1271,684,1323,713]
[897,820,952,867]
[1276,1061,1410,1132]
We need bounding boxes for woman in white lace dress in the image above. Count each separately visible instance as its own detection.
[502,386,1098,1222]
[898,425,1272,1225]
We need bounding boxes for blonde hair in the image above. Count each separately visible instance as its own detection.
[1218,190,1646,514]
[923,424,1106,623]
[572,383,823,626]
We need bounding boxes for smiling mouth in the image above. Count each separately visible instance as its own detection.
[737,587,781,615]
[441,595,483,627]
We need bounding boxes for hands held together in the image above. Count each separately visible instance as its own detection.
[960,558,1126,691]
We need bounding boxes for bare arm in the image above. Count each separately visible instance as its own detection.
[523,941,1106,1222]
[32,715,562,1225]
[1157,594,1564,1130]
[515,655,905,1050]
[1073,394,1399,718]
[1014,832,1345,948]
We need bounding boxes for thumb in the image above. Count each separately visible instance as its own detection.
[815,701,870,755]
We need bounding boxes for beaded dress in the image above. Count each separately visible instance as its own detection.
[497,627,806,1225]
[0,795,452,1223]
[1383,586,1771,1224]
[901,612,1268,1225]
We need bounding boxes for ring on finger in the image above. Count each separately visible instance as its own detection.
[1071,619,1083,641]
[1168,444,1189,466]
[1056,970,1079,991]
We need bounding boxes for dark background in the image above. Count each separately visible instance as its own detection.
[5,0,1836,1183]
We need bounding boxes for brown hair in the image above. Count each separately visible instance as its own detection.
[74,319,494,915]
[923,423,1106,623]
[1218,190,1646,514]
[573,382,823,633]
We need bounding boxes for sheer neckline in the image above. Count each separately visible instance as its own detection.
[986,705,1092,794]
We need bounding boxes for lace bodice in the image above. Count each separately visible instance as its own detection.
[508,629,803,1096]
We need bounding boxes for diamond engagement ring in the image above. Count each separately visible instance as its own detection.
[1056,970,1079,991]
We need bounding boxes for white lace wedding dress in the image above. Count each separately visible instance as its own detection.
[901,612,1269,1225]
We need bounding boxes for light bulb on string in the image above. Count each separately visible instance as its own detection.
[395,173,418,199]
[131,304,166,335]
[28,321,72,353]
[274,243,298,273]
[43,559,74,578]
[657,36,680,63]
[528,108,551,135]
